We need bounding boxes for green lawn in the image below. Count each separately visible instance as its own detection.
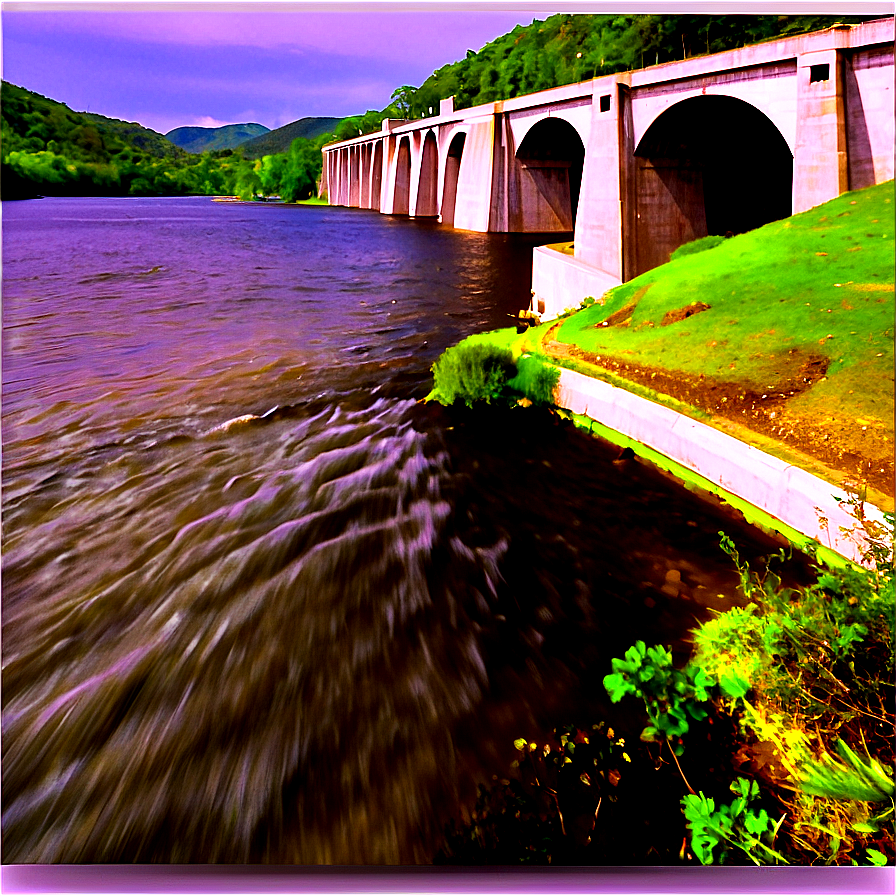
[557,181,894,420]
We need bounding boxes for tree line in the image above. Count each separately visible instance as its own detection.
[387,13,877,122]
[1,81,324,201]
[2,13,878,201]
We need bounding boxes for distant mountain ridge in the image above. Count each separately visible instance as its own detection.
[238,117,342,159]
[165,123,270,153]
[1,81,185,160]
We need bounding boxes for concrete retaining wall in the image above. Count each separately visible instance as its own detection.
[531,246,621,319]
[555,367,887,564]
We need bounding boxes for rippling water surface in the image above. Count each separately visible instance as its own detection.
[2,197,796,863]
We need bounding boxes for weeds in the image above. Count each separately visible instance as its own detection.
[682,777,787,865]
[669,234,728,261]
[435,480,893,866]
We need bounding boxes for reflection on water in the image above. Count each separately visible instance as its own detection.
[2,197,801,863]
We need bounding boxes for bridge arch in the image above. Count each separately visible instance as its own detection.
[440,131,466,227]
[359,142,371,208]
[415,130,439,217]
[631,94,793,276]
[393,136,412,216]
[371,140,383,211]
[514,117,585,231]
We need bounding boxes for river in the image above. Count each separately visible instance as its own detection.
[2,196,798,864]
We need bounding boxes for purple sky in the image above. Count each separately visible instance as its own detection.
[2,2,886,136]
[0,3,562,134]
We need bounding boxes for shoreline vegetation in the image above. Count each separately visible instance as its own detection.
[426,180,895,866]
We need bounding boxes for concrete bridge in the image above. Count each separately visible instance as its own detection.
[321,19,894,317]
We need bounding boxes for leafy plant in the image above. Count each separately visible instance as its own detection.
[682,777,786,865]
[603,641,713,753]
[691,603,781,699]
[800,740,894,804]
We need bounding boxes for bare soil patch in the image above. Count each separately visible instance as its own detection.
[544,325,894,499]
[596,301,637,328]
[660,301,711,327]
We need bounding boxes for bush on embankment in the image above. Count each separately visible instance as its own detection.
[428,340,559,408]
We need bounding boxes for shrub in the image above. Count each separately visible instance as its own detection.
[670,234,727,261]
[508,354,560,406]
[430,342,515,407]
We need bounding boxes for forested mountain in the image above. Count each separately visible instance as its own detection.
[239,117,342,159]
[0,81,281,200]
[2,82,183,161]
[166,123,270,153]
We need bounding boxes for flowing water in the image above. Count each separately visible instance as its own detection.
[2,196,801,864]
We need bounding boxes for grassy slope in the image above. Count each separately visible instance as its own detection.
[558,182,893,408]
[446,182,894,508]
[552,181,894,504]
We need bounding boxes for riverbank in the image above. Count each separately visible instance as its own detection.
[544,181,895,507]
[438,182,894,560]
[427,184,895,865]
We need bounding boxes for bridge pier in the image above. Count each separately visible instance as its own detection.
[794,42,849,212]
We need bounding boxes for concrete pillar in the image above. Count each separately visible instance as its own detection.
[793,46,848,213]
[349,145,361,207]
[575,75,632,282]
[339,148,350,206]
[380,135,398,214]
[318,150,329,199]
[415,132,439,217]
[453,117,496,232]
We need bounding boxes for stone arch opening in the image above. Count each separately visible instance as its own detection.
[415,131,439,217]
[371,141,383,211]
[338,149,350,206]
[360,143,371,208]
[514,117,585,231]
[632,95,793,276]
[349,145,360,207]
[440,132,466,227]
[393,137,412,215]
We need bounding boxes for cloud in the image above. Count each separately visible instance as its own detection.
[179,116,234,129]
[4,9,544,67]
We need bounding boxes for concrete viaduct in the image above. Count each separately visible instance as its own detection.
[321,19,894,318]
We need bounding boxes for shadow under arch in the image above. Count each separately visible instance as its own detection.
[440,132,466,227]
[393,136,412,216]
[416,132,439,217]
[371,141,383,211]
[631,95,793,277]
[514,117,585,231]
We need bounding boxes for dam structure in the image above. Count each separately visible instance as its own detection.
[321,19,894,318]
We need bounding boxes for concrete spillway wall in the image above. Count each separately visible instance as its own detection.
[555,367,888,565]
